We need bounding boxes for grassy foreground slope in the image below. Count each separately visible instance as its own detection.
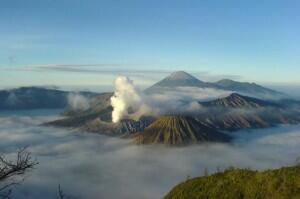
[164,166,300,199]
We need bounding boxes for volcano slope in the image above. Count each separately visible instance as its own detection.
[134,115,231,146]
[46,92,300,145]
[46,92,156,136]
[196,93,300,131]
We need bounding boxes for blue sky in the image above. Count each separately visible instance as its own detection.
[0,0,300,88]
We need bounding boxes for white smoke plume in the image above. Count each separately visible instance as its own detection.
[67,93,90,111]
[110,76,147,123]
[111,76,232,123]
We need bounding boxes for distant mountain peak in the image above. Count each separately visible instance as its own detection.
[145,71,287,100]
[166,71,200,81]
[217,79,236,84]
[145,71,218,92]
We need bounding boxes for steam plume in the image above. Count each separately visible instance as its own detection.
[110,76,144,123]
[67,93,90,111]
[110,76,232,123]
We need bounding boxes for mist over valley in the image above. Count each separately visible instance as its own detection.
[1,71,300,198]
[1,110,300,199]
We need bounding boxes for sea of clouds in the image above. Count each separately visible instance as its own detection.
[0,110,300,199]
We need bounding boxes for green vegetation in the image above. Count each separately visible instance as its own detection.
[164,166,300,199]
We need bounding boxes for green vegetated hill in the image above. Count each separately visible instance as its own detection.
[164,166,300,199]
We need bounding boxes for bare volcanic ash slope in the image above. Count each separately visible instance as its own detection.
[134,115,231,146]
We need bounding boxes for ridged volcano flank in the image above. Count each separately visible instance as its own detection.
[200,93,279,108]
[135,115,230,146]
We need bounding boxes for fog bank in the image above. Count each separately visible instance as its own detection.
[0,111,300,199]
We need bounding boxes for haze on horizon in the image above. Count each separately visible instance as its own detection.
[0,0,300,89]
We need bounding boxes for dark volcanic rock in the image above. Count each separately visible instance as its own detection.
[82,116,155,136]
[199,93,280,108]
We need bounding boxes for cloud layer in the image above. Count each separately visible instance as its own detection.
[0,111,300,199]
[67,93,90,111]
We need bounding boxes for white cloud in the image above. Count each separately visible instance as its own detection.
[67,93,90,111]
[0,111,300,199]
